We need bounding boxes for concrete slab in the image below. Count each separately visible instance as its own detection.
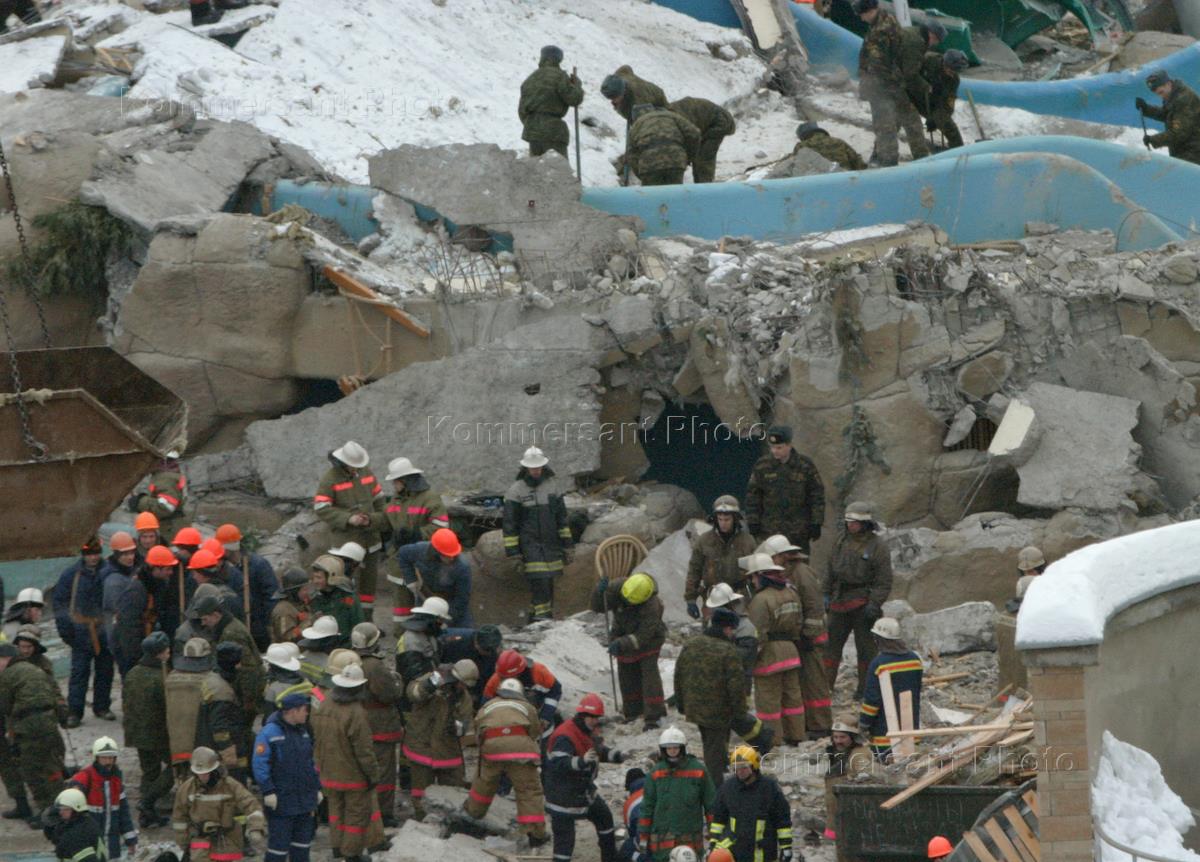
[0,32,69,94]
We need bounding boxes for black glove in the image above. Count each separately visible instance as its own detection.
[597,575,609,596]
[1135,96,1148,113]
[686,601,701,620]
[1144,134,1154,147]
[865,601,882,621]
[925,117,936,132]
[809,525,822,543]
[608,749,626,764]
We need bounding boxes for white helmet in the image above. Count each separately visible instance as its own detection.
[669,848,698,862]
[870,617,902,640]
[330,541,366,563]
[14,587,43,606]
[92,736,120,757]
[385,457,422,481]
[658,726,687,748]
[332,663,368,688]
[265,642,301,672]
[332,441,369,469]
[520,446,549,468]
[704,582,743,609]
[56,788,88,812]
[301,615,340,640]
[498,678,525,699]
[413,596,452,621]
[351,622,381,650]
[742,553,784,575]
[755,534,804,557]
[279,642,302,661]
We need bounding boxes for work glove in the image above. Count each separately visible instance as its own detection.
[1135,96,1148,113]
[247,829,266,853]
[865,601,883,622]
[454,719,467,737]
[316,791,323,805]
[263,793,278,810]
[809,525,822,543]
[597,575,609,596]
[423,670,444,694]
[925,117,937,132]
[686,601,701,620]
[608,749,626,764]
[583,748,600,766]
[1143,134,1154,147]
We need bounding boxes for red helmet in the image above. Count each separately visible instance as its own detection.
[927,836,953,858]
[201,537,225,560]
[496,649,527,678]
[172,526,202,548]
[145,545,179,567]
[577,693,605,717]
[188,548,220,571]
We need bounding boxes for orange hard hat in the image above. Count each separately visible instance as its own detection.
[577,692,605,717]
[134,512,160,532]
[145,545,179,567]
[431,528,462,557]
[188,548,220,571]
[214,523,242,544]
[172,526,202,548]
[707,850,734,862]
[928,836,953,858]
[201,537,225,560]
[110,531,136,552]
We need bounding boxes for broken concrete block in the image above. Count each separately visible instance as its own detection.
[902,601,997,656]
[955,350,1013,401]
[949,318,1005,363]
[598,295,663,364]
[943,405,977,448]
[988,398,1039,465]
[764,147,837,180]
[636,525,699,626]
[689,316,760,437]
[381,818,508,862]
[1162,252,1198,285]
[1111,30,1196,71]
[0,32,69,94]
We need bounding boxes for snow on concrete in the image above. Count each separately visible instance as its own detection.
[1093,731,1200,861]
[1016,519,1200,649]
[637,524,697,627]
[526,616,622,713]
[0,34,68,94]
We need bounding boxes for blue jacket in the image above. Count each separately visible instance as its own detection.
[227,552,279,646]
[252,711,320,816]
[860,648,923,751]
[53,560,108,652]
[396,542,473,627]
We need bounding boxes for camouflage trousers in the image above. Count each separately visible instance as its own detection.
[13,715,66,811]
[692,134,727,183]
[0,733,23,802]
[530,141,568,157]
[863,81,929,165]
[638,169,685,187]
[929,113,964,149]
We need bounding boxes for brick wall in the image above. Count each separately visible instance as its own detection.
[1026,664,1093,861]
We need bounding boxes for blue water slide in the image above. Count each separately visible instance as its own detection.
[581,151,1179,249]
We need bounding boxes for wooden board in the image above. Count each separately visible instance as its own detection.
[1002,805,1041,860]
[963,831,1001,862]
[323,265,431,338]
[898,689,916,758]
[879,670,903,751]
[984,818,1030,862]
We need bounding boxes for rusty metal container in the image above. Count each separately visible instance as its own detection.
[0,347,186,560]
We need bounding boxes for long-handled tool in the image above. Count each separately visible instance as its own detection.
[572,66,582,182]
[600,583,621,712]
[1140,111,1151,150]
[966,90,988,142]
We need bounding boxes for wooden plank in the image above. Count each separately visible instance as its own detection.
[1002,806,1041,861]
[1022,789,1039,817]
[879,670,903,751]
[963,831,1001,862]
[897,690,916,758]
[884,721,1031,740]
[323,265,431,338]
[925,672,970,685]
[984,818,1028,862]
[880,722,1021,810]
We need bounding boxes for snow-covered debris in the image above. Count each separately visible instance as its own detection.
[0,32,69,94]
[1017,520,1200,649]
[525,616,617,714]
[1093,731,1200,861]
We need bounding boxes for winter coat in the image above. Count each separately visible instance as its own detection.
[165,669,240,767]
[439,629,496,706]
[138,468,187,524]
[227,553,279,647]
[395,542,473,627]
[898,26,931,104]
[746,583,803,677]
[53,559,108,653]
[792,131,867,171]
[262,669,313,717]
[113,575,157,669]
[45,810,104,862]
[684,528,756,602]
[403,672,473,769]
[122,654,169,751]
[0,658,62,737]
[912,52,959,126]
[591,577,666,663]
[313,462,388,553]
[384,475,448,548]
[311,687,379,791]
[613,65,668,121]
[629,108,700,177]
[545,714,618,812]
[503,468,572,579]
[100,557,138,658]
[858,9,905,92]
[474,694,541,764]
[673,628,747,728]
[1144,81,1200,164]
[860,649,922,749]
[396,621,440,668]
[68,762,136,859]
[518,59,584,147]
[482,661,561,724]
[744,449,826,547]
[823,532,893,610]
[172,771,264,860]
[784,560,828,646]
[194,612,264,721]
[639,754,716,855]
[252,711,320,816]
[360,652,404,744]
[308,586,365,636]
[269,597,308,644]
[710,773,793,862]
[667,97,735,141]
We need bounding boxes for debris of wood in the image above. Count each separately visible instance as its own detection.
[884,721,1034,740]
[925,672,970,685]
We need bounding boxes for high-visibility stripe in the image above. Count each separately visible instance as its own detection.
[871,736,892,746]
[753,657,802,675]
[211,854,244,861]
[651,769,706,779]
[524,561,564,572]
[190,842,212,850]
[402,744,464,769]
[502,536,520,546]
[320,778,368,790]
[172,752,192,762]
[406,506,430,515]
[861,703,880,717]
[359,594,375,603]
[616,648,660,664]
[877,659,923,675]
[804,698,833,709]
[469,788,494,805]
[332,481,354,491]
[782,706,805,716]
[410,788,425,799]
[386,505,403,513]
[377,783,397,792]
[824,827,836,839]
[756,711,782,720]
[517,814,546,824]
[812,632,829,645]
[372,732,405,742]
[483,751,540,762]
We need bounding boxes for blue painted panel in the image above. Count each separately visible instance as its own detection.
[652,0,743,27]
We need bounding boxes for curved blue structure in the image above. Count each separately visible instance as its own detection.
[582,152,1179,249]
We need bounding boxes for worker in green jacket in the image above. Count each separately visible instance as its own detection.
[1137,69,1200,165]
[912,49,968,149]
[667,97,736,183]
[897,20,946,117]
[518,45,584,158]
[627,104,700,186]
[793,123,867,171]
[638,726,715,861]
[0,643,66,822]
[601,66,668,121]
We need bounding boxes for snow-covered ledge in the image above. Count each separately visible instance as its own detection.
[1012,520,1200,862]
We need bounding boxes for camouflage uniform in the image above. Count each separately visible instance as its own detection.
[629,107,701,186]
[123,654,174,817]
[1143,81,1200,164]
[612,65,668,121]
[684,528,756,604]
[668,97,736,183]
[744,449,826,552]
[911,53,963,148]
[793,131,867,171]
[0,660,66,812]
[519,58,584,157]
[673,627,747,783]
[822,531,893,698]
[858,9,929,165]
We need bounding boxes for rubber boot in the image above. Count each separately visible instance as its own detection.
[190,0,225,26]
[2,796,32,820]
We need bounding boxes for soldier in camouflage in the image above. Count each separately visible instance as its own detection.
[897,20,946,119]
[1137,70,1200,165]
[627,103,701,187]
[601,66,669,122]
[744,425,826,553]
[518,45,584,158]
[667,97,736,183]
[793,123,867,171]
[911,50,968,149]
[672,608,747,784]
[855,0,929,166]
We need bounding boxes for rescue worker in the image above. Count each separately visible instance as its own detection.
[330,542,366,587]
[53,536,116,727]
[518,45,584,158]
[297,616,344,683]
[439,624,503,707]
[172,526,203,565]
[136,450,188,539]
[855,0,929,165]
[3,586,45,641]
[311,663,385,861]
[626,103,700,186]
[308,554,365,635]
[745,425,826,552]
[101,531,141,678]
[165,638,240,780]
[262,643,312,716]
[122,632,173,828]
[914,49,968,149]
[823,501,892,699]
[601,65,669,121]
[396,597,451,668]
[1138,69,1200,164]
[12,625,54,677]
[927,836,953,860]
[638,726,715,861]
[503,445,574,623]
[0,642,36,822]
[745,554,805,746]
[667,97,736,183]
[187,591,264,732]
[67,736,137,859]
[383,456,448,618]
[214,642,252,782]
[459,677,547,847]
[684,496,756,620]
[252,692,320,862]
[1006,545,1046,614]
[823,715,876,850]
[619,768,647,862]
[483,648,562,751]
[592,572,667,730]
[120,545,180,656]
[313,440,387,613]
[673,608,770,784]
[709,746,793,862]
[269,568,311,644]
[216,523,279,651]
[404,659,476,819]
[703,583,757,688]
[351,622,404,826]
[172,746,265,862]
[0,639,66,823]
[792,123,867,171]
[184,550,242,622]
[395,528,474,627]
[898,20,947,118]
[134,511,164,555]
[859,618,922,759]
[545,694,627,862]
[43,787,104,862]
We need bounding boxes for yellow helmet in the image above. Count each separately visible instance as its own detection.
[729,744,761,771]
[621,573,656,605]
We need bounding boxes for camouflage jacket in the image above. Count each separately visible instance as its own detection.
[518,60,584,146]
[898,27,931,103]
[684,527,756,602]
[911,52,959,123]
[1144,82,1200,163]
[673,628,747,727]
[614,65,668,121]
[793,131,867,171]
[822,532,893,608]
[858,10,904,90]
[630,108,701,176]
[744,449,826,546]
[667,97,736,139]
[123,655,169,751]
